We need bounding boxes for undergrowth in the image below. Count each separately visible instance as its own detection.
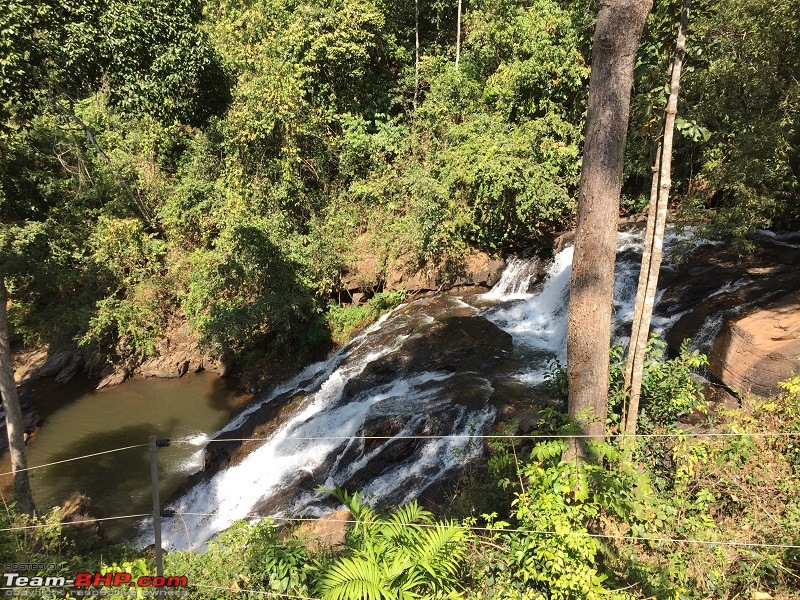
[2,369,798,599]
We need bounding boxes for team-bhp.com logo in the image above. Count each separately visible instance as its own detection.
[3,572,188,589]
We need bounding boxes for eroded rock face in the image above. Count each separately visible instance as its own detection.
[648,232,800,397]
[342,248,505,294]
[709,292,800,397]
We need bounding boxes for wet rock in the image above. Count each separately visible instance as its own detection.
[340,315,512,403]
[709,291,800,397]
[660,240,800,357]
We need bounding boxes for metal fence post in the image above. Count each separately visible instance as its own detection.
[149,435,166,579]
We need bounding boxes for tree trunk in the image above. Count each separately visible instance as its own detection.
[622,0,690,437]
[565,0,652,461]
[0,273,36,515]
[455,0,462,69]
[622,141,661,433]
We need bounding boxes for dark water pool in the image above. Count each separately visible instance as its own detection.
[1,372,250,541]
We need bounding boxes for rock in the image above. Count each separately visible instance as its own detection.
[138,356,189,379]
[656,236,800,376]
[497,404,515,420]
[385,250,504,293]
[14,349,48,383]
[0,393,42,451]
[709,291,800,397]
[293,509,351,550]
[341,251,382,292]
[60,493,107,552]
[192,298,513,512]
[351,292,366,305]
[552,231,575,254]
[463,251,505,287]
[397,269,438,292]
[96,368,128,389]
[135,325,225,381]
[515,409,544,434]
[54,353,84,384]
[37,349,81,378]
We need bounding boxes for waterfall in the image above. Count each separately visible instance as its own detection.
[153,227,709,550]
[482,256,541,299]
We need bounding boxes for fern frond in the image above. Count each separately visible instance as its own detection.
[317,555,389,600]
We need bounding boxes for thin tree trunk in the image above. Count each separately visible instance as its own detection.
[565,0,652,462]
[52,97,154,227]
[0,273,35,516]
[621,141,661,433]
[622,0,690,437]
[414,0,420,109]
[455,0,462,69]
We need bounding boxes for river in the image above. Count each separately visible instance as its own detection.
[1,372,249,540]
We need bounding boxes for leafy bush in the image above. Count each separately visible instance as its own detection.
[476,440,652,599]
[546,334,708,434]
[316,486,470,600]
[326,289,407,344]
[165,519,314,599]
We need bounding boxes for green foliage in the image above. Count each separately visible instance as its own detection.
[478,440,648,599]
[627,0,800,236]
[316,485,470,600]
[638,337,708,429]
[326,290,407,344]
[165,519,314,599]
[546,334,708,434]
[183,216,328,360]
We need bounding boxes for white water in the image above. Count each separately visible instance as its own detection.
[154,227,710,550]
[482,256,541,299]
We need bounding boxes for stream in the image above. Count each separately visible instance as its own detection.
[155,229,695,550]
[11,226,796,548]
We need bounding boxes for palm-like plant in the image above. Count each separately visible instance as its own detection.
[316,486,470,600]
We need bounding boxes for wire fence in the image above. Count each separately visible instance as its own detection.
[4,429,796,479]
[0,444,149,477]
[1,430,798,547]
[0,513,150,533]
[173,431,800,444]
[166,511,800,550]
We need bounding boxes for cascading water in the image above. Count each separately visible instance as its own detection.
[152,227,715,550]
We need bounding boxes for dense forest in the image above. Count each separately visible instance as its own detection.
[2,0,800,598]
[2,0,797,375]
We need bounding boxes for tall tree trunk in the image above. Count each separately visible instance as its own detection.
[0,273,36,515]
[565,0,652,461]
[455,0,462,69]
[622,0,690,437]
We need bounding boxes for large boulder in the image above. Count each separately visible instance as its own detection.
[136,325,225,380]
[709,292,800,397]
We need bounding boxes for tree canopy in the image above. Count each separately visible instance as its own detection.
[1,0,797,373]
